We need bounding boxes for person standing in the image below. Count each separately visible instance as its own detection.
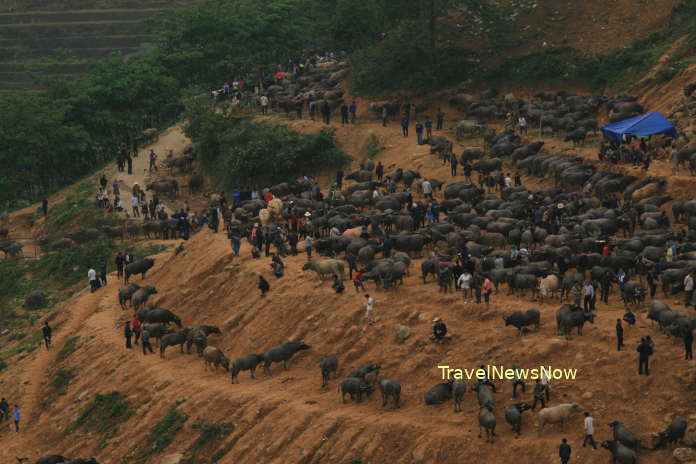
[126,153,133,175]
[148,149,157,172]
[336,169,344,190]
[132,317,141,345]
[364,294,374,324]
[510,364,526,399]
[99,260,108,287]
[424,116,433,139]
[684,329,693,360]
[582,281,594,311]
[42,321,52,349]
[457,270,471,302]
[432,317,447,343]
[518,115,527,135]
[376,162,384,182]
[421,179,433,201]
[0,398,8,422]
[637,337,653,375]
[381,106,388,127]
[88,267,98,293]
[530,379,547,410]
[464,162,472,184]
[415,121,424,145]
[616,319,624,351]
[559,438,571,464]
[436,108,445,130]
[321,100,331,124]
[401,116,409,137]
[450,153,458,177]
[582,412,597,449]
[259,94,269,115]
[124,321,133,349]
[341,103,349,124]
[141,329,154,355]
[114,255,124,282]
[42,198,48,217]
[482,276,492,309]
[684,273,694,307]
[13,405,20,432]
[349,100,357,123]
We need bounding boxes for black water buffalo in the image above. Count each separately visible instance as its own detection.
[124,258,155,283]
[262,341,310,375]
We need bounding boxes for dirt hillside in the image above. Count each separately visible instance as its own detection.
[1,82,696,464]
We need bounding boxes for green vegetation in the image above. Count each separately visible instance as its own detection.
[184,101,350,188]
[0,330,42,361]
[54,336,80,365]
[32,240,117,289]
[181,420,236,463]
[136,404,188,458]
[42,367,76,408]
[134,244,170,261]
[67,391,133,448]
[43,182,117,231]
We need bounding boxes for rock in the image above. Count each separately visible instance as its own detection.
[575,352,584,361]
[675,448,696,462]
[77,390,90,401]
[411,444,427,463]
[25,290,47,309]
[581,392,593,399]
[161,454,183,464]
[395,324,411,344]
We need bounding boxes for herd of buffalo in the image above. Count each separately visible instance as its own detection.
[102,88,696,463]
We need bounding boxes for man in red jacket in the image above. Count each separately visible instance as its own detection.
[132,318,142,345]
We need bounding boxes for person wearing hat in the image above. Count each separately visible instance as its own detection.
[511,364,526,399]
[432,317,447,343]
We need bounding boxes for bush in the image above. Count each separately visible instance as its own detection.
[54,336,80,365]
[184,104,350,189]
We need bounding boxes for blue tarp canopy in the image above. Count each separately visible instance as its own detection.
[601,111,678,142]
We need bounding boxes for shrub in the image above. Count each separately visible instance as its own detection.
[68,391,132,435]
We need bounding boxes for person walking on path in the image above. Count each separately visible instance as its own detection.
[100,260,108,287]
[141,329,154,355]
[684,329,693,360]
[450,153,458,176]
[616,319,624,351]
[124,321,133,349]
[482,276,493,309]
[582,412,597,449]
[13,405,20,432]
[381,106,388,127]
[349,100,357,123]
[376,162,384,182]
[637,337,653,375]
[559,438,571,464]
[401,116,409,137]
[364,294,374,324]
[42,321,51,349]
[88,267,98,293]
[42,198,48,217]
[341,103,349,124]
[126,153,133,175]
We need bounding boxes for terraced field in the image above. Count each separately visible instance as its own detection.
[0,0,196,90]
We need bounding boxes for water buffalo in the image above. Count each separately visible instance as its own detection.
[230,354,265,383]
[262,341,310,375]
[124,258,155,283]
[339,377,373,403]
[379,379,401,408]
[503,309,540,335]
[320,355,338,387]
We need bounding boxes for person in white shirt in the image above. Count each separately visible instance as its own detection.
[372,189,380,200]
[421,180,433,200]
[684,273,694,306]
[88,268,98,293]
[518,116,527,134]
[131,195,140,217]
[259,95,269,115]
[504,174,512,188]
[540,370,550,401]
[364,294,374,324]
[457,271,471,301]
[582,412,597,449]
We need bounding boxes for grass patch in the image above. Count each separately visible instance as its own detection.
[182,420,236,463]
[42,367,76,409]
[0,330,42,361]
[54,336,80,365]
[43,182,118,232]
[134,244,169,261]
[366,134,383,159]
[67,391,133,448]
[31,240,117,289]
[136,404,189,458]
